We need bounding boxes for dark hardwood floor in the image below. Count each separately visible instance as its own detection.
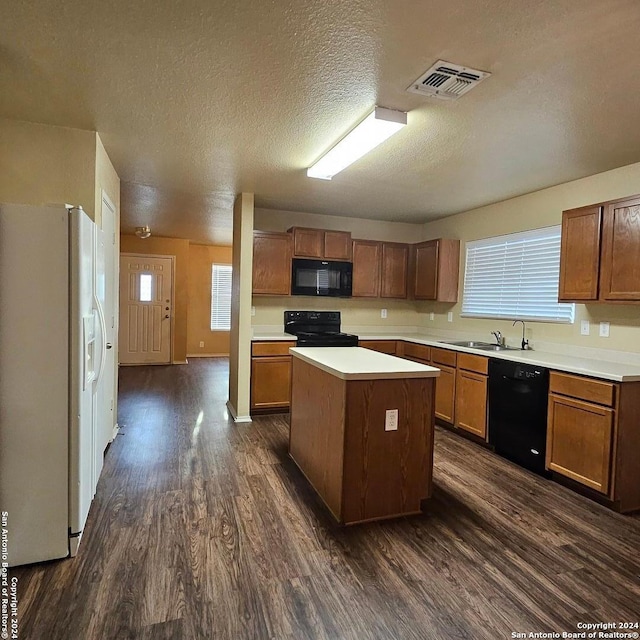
[12,359,640,639]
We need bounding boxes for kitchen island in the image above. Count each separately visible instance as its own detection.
[289,347,440,525]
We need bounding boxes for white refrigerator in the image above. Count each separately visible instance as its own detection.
[0,204,108,566]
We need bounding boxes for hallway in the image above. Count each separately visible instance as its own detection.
[13,358,640,639]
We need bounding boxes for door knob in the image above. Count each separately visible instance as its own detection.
[106,343,113,350]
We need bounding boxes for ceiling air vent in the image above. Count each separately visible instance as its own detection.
[407,60,491,101]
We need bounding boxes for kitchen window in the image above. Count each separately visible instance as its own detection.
[210,264,232,331]
[461,226,575,323]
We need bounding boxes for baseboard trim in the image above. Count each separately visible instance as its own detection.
[226,400,252,423]
[186,353,229,358]
[110,423,120,442]
[172,359,189,365]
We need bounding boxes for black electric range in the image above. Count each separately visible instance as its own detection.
[284,311,359,347]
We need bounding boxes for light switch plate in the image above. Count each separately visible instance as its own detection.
[580,320,590,336]
[447,312,453,322]
[429,312,435,321]
[381,308,388,319]
[199,341,205,348]
[385,409,398,431]
[251,306,256,316]
[599,321,610,337]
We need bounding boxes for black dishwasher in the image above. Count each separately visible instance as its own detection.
[488,359,549,475]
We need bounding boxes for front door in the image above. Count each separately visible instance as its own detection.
[119,254,173,364]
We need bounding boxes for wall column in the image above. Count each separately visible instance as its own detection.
[227,192,254,422]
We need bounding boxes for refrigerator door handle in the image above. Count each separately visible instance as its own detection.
[94,293,108,385]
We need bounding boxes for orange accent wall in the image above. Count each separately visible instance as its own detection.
[187,244,233,355]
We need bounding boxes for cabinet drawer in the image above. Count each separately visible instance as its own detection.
[358,340,397,355]
[549,371,615,407]
[251,341,296,357]
[431,347,457,368]
[457,353,488,375]
[401,342,431,362]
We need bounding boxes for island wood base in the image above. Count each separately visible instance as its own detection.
[289,356,436,525]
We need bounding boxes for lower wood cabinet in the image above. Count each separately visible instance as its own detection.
[546,371,615,494]
[250,341,295,412]
[546,393,613,493]
[454,353,488,439]
[358,340,397,355]
[430,348,456,424]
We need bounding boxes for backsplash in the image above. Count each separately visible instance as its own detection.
[251,296,421,331]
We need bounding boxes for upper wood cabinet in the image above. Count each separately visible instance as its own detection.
[411,239,460,302]
[380,243,409,299]
[352,240,381,297]
[289,227,352,261]
[324,231,352,260]
[291,227,323,258]
[600,195,640,301]
[559,194,640,303]
[558,205,602,301]
[252,231,292,295]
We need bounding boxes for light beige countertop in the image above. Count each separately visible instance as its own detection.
[289,347,440,381]
[253,329,640,382]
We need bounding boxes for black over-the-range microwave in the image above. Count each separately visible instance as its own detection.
[291,258,353,297]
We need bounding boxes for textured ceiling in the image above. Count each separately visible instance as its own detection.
[2,0,640,244]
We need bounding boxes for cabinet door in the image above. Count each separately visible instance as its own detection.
[546,394,613,494]
[251,356,292,410]
[558,205,602,301]
[599,196,640,301]
[252,232,292,295]
[352,240,381,297]
[412,239,459,302]
[434,364,456,424]
[380,243,409,299]
[292,228,324,258]
[324,231,352,260]
[413,240,438,300]
[455,370,487,439]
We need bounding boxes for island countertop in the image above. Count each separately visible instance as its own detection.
[289,346,441,381]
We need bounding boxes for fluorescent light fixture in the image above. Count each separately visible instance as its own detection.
[307,106,407,180]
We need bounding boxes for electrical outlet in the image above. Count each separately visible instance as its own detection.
[599,321,610,338]
[381,308,388,319]
[580,320,590,336]
[447,312,453,322]
[385,409,398,431]
[199,341,205,348]
[429,312,435,321]
[251,306,256,317]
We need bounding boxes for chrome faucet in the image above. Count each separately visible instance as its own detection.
[491,330,503,346]
[513,320,529,350]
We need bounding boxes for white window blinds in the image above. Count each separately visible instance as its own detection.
[461,226,575,323]
[210,264,233,330]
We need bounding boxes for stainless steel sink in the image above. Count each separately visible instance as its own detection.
[440,340,522,352]
[440,340,494,348]
[475,344,521,351]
